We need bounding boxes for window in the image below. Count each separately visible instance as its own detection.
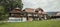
[28,14,32,16]
[34,14,38,16]
[11,14,14,16]
[35,11,38,13]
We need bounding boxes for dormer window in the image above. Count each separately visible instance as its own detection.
[28,14,32,16]
[34,14,38,16]
[35,10,38,13]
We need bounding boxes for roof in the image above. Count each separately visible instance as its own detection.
[14,6,21,10]
[10,11,21,13]
[35,8,44,12]
[55,12,60,16]
[23,8,34,12]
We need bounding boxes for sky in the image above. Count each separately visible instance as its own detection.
[22,0,60,12]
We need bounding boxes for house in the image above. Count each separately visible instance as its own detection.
[35,8,47,20]
[9,7,27,22]
[55,12,60,18]
[55,12,60,16]
[50,12,60,19]
[8,7,47,22]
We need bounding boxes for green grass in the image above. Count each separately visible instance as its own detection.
[0,20,60,27]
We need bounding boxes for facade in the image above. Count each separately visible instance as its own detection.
[8,8,47,22]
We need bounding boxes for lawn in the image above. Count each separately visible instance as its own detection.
[0,20,60,27]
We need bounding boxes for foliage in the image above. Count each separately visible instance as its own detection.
[46,14,51,19]
[0,0,23,20]
[0,0,23,12]
[0,6,4,13]
[0,6,9,20]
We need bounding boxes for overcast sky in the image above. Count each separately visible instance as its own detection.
[22,0,60,12]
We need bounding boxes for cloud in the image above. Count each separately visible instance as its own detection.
[22,0,60,12]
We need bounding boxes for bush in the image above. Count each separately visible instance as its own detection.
[46,14,51,19]
[0,6,9,21]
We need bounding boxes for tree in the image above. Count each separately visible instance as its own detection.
[0,0,23,12]
[0,0,23,20]
[0,6,9,20]
[11,0,23,10]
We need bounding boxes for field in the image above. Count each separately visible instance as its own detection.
[0,20,60,27]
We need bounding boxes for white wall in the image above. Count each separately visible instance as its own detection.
[8,17,27,22]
